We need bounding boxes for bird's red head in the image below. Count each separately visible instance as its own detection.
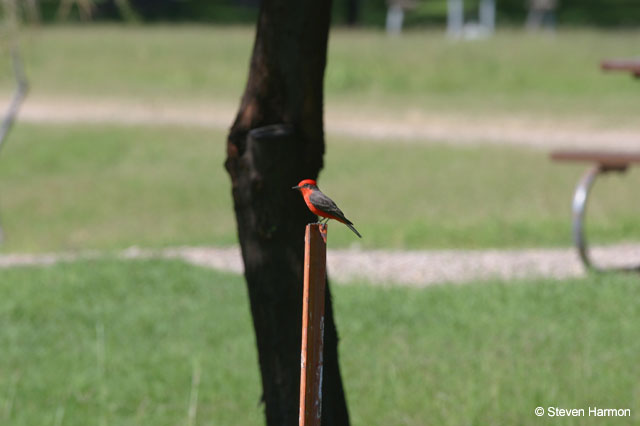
[292,179,317,190]
[298,179,316,187]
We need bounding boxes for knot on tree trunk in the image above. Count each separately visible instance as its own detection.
[229,123,314,242]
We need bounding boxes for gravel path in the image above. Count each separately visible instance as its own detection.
[1,244,638,286]
[12,96,640,150]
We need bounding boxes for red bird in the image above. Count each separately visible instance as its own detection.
[292,179,362,238]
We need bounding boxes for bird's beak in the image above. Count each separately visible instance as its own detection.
[292,185,301,190]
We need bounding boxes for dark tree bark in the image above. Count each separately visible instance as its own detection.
[224,1,350,425]
[346,0,360,26]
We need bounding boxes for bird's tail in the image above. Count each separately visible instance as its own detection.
[346,222,362,238]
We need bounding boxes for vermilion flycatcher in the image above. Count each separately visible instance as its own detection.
[292,179,362,238]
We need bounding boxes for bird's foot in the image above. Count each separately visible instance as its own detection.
[309,221,328,234]
[319,223,327,242]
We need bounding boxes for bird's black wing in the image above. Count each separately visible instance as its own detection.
[308,190,352,224]
[310,188,362,238]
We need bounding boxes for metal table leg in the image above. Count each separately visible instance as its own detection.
[571,164,635,272]
[572,165,600,269]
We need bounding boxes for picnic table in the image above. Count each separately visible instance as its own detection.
[550,151,640,271]
[601,58,640,78]
[551,58,640,271]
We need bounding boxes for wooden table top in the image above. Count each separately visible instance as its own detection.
[551,150,640,168]
[601,59,640,78]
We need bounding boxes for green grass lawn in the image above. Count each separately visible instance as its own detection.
[0,123,237,252]
[0,259,639,425]
[0,122,638,252]
[0,26,638,252]
[2,26,639,122]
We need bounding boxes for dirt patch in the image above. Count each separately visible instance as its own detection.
[2,244,638,286]
[10,96,640,150]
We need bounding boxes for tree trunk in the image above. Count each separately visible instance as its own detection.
[346,0,360,26]
[224,1,350,425]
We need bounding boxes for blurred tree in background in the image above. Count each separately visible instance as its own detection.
[20,0,640,27]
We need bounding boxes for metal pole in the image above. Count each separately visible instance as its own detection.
[447,0,464,38]
[385,4,404,35]
[479,0,495,34]
[299,224,327,426]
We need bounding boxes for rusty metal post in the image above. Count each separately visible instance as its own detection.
[299,223,327,426]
